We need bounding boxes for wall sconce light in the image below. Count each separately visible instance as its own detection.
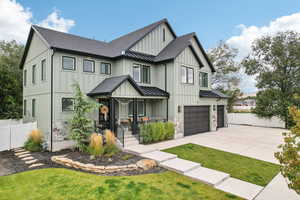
[178,105,181,113]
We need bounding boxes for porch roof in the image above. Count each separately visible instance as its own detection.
[87,75,169,98]
[199,90,229,99]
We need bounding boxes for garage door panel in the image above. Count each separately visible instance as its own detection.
[184,106,210,136]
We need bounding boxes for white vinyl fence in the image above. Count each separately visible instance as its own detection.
[228,113,285,128]
[0,121,37,151]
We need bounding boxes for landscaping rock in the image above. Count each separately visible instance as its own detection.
[136,159,157,170]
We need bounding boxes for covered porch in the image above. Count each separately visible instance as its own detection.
[87,75,169,145]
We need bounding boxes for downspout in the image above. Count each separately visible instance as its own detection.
[50,48,54,152]
[165,64,169,121]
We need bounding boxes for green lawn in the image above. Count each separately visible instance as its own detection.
[0,168,243,200]
[163,143,280,186]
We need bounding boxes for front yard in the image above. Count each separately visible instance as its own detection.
[0,168,242,200]
[163,143,280,186]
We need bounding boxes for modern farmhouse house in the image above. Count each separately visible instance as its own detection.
[20,19,228,150]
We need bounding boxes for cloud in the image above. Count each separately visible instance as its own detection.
[0,0,75,43]
[226,12,300,94]
[38,9,75,33]
[227,12,300,59]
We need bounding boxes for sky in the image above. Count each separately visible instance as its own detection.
[1,0,300,93]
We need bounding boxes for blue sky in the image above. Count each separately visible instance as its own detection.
[2,0,300,93]
[19,0,300,49]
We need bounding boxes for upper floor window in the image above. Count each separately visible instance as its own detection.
[41,59,46,81]
[32,99,36,118]
[32,65,36,84]
[83,59,95,73]
[199,72,208,87]
[62,56,75,70]
[100,62,111,75]
[163,28,166,42]
[128,100,145,116]
[133,64,150,84]
[24,69,27,86]
[62,98,75,112]
[181,66,194,84]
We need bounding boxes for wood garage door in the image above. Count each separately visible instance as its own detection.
[217,105,225,128]
[184,106,210,136]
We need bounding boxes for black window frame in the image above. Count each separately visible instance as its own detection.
[83,59,95,73]
[32,65,36,84]
[32,99,36,118]
[62,98,75,112]
[132,64,151,84]
[24,69,27,86]
[128,100,146,117]
[100,62,111,75]
[62,56,76,71]
[200,72,208,88]
[181,66,194,84]
[41,59,46,81]
[23,99,26,116]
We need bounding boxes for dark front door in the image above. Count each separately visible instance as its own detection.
[184,106,210,136]
[217,105,225,128]
[98,99,110,131]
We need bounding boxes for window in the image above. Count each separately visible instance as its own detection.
[200,72,208,87]
[132,64,150,84]
[62,56,75,70]
[62,98,75,111]
[181,66,194,84]
[83,59,95,73]
[32,99,36,118]
[100,62,111,75]
[128,100,145,116]
[32,65,36,84]
[163,28,166,42]
[41,59,46,81]
[23,100,26,116]
[24,69,27,86]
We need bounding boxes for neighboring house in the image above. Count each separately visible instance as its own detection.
[20,18,228,150]
[233,93,256,111]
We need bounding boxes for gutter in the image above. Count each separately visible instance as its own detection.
[50,48,54,152]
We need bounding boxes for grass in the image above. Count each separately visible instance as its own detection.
[163,143,280,186]
[0,168,243,200]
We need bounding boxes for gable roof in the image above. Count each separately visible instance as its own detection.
[87,75,169,97]
[19,18,215,72]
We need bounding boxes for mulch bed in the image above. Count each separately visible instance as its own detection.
[0,149,165,177]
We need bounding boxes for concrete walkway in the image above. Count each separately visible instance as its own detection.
[125,125,300,200]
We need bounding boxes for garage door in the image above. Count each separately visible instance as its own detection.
[217,105,225,128]
[184,106,210,136]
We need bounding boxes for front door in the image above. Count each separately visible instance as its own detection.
[98,99,110,131]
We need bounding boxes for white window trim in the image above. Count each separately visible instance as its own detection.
[62,56,76,71]
[83,59,95,73]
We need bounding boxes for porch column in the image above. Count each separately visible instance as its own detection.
[132,98,138,135]
[109,98,115,133]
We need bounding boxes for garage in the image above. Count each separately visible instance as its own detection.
[184,106,210,136]
[217,105,225,128]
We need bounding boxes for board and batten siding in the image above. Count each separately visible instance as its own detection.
[112,81,141,98]
[130,23,175,55]
[23,32,52,140]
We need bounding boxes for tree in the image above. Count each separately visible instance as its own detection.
[70,83,100,151]
[0,40,24,119]
[275,105,300,194]
[208,41,240,89]
[220,88,243,113]
[242,31,300,127]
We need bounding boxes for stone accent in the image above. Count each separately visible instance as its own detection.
[18,154,31,158]
[15,151,30,156]
[29,163,45,168]
[51,155,157,173]
[21,156,34,161]
[25,159,38,164]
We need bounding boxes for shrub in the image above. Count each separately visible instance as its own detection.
[140,122,175,144]
[104,129,119,157]
[88,133,104,156]
[24,129,43,152]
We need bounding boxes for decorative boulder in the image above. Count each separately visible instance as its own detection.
[136,159,157,170]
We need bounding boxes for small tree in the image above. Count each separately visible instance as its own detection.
[275,105,300,194]
[70,83,99,151]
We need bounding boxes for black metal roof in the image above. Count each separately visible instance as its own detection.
[199,90,229,99]
[20,19,215,72]
[87,75,169,97]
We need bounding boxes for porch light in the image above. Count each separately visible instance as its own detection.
[178,105,181,113]
[213,105,216,111]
